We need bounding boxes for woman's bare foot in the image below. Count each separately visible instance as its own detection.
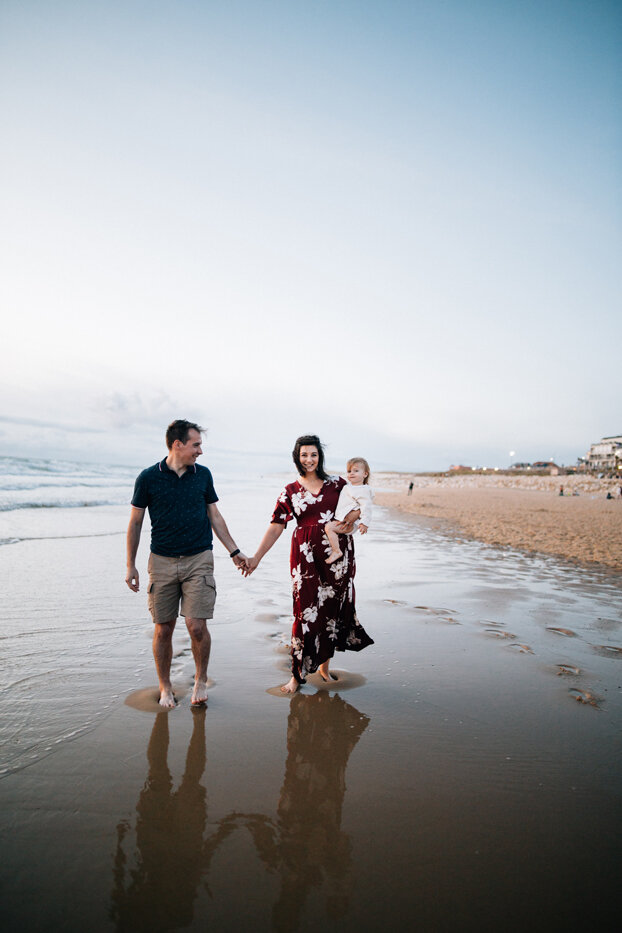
[325,549,343,565]
[318,661,339,683]
[159,687,177,709]
[191,679,208,706]
[280,676,299,694]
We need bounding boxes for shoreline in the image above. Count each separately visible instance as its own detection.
[373,473,622,570]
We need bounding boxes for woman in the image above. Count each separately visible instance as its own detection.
[246,435,374,693]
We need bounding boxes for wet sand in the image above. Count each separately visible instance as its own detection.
[375,472,622,570]
[1,485,622,932]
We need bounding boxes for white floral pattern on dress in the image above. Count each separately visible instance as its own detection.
[291,489,322,515]
[302,605,318,625]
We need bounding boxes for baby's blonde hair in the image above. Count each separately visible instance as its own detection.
[347,457,371,484]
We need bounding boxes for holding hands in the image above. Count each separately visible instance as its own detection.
[241,555,260,576]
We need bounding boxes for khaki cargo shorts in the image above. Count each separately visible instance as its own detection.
[147,550,216,623]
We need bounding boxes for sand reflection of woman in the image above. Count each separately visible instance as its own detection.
[246,435,374,693]
[237,692,370,932]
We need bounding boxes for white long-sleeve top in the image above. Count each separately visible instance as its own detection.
[334,483,373,526]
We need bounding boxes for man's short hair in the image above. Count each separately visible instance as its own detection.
[166,420,205,450]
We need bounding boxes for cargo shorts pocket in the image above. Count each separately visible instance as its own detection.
[147,580,181,623]
[180,574,216,620]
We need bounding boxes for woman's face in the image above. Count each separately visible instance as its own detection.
[299,445,319,474]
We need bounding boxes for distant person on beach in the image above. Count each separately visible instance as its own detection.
[324,457,373,565]
[244,434,374,694]
[408,481,414,495]
[559,485,564,496]
[125,420,248,709]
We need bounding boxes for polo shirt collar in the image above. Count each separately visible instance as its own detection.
[159,458,197,474]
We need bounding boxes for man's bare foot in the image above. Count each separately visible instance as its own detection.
[326,549,343,565]
[159,688,176,709]
[191,679,208,706]
[280,677,299,694]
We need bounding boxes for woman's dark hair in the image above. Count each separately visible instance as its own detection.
[292,434,328,480]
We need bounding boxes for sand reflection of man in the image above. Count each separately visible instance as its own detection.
[110,710,208,931]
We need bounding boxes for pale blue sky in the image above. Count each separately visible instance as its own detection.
[1,0,620,470]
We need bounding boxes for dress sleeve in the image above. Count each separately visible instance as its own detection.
[270,487,295,525]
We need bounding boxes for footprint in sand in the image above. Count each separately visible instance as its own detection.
[383,599,407,606]
[267,632,291,653]
[557,664,580,676]
[568,688,601,709]
[413,606,460,623]
[591,644,622,659]
[484,629,517,639]
[507,643,534,654]
[478,620,506,627]
[254,612,280,623]
[414,606,458,615]
[546,627,577,638]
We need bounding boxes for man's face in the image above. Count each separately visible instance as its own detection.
[175,429,203,465]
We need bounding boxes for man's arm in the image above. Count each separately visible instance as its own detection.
[207,502,248,569]
[125,506,145,591]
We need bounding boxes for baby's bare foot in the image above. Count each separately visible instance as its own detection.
[325,550,343,565]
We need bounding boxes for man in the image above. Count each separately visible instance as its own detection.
[125,420,247,708]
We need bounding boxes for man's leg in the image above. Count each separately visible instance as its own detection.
[185,617,211,705]
[153,620,177,708]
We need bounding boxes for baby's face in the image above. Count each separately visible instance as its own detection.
[347,463,368,486]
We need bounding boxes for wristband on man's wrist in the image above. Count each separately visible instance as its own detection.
[229,548,240,558]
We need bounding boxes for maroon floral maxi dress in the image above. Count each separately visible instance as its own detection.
[271,476,374,684]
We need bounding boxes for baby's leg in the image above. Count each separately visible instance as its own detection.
[324,520,343,564]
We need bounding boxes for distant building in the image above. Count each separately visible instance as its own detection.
[585,435,622,471]
[509,461,562,474]
[532,461,561,472]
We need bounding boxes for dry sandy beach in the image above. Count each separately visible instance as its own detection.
[1,470,622,932]
[374,472,622,570]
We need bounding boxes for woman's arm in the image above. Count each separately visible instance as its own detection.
[334,508,361,533]
[245,523,285,574]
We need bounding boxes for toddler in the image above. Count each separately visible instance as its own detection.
[325,457,373,564]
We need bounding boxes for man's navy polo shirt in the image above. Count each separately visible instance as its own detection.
[131,459,219,557]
